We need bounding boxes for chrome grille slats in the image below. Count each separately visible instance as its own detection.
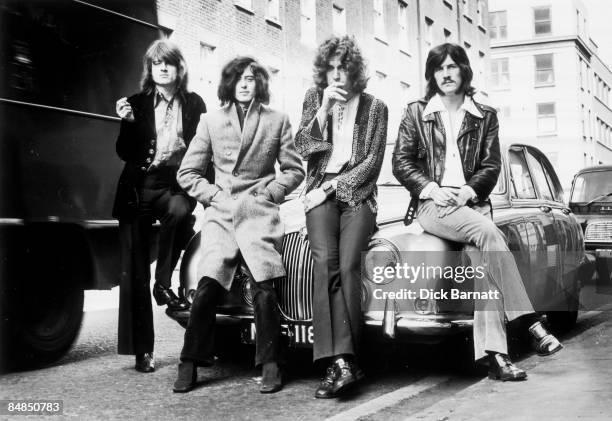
[585,221,612,242]
[277,232,314,321]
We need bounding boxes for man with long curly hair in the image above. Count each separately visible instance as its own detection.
[295,36,388,398]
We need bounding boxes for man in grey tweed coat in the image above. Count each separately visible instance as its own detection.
[173,56,304,394]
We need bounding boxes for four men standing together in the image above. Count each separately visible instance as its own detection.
[114,36,563,396]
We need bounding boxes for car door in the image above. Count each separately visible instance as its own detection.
[508,146,558,306]
[525,147,581,310]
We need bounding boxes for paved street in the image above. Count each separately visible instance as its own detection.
[1,284,612,420]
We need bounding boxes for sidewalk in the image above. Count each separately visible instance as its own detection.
[406,310,612,421]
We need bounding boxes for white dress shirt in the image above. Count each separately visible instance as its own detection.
[420,94,482,199]
[324,95,360,173]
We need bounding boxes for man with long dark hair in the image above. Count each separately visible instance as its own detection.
[295,36,388,398]
[392,43,562,381]
[173,56,304,393]
[113,40,208,373]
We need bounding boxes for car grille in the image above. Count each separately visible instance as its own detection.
[276,231,314,321]
[585,221,612,242]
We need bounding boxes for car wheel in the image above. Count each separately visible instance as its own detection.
[6,278,84,371]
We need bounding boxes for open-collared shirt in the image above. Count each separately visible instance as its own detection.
[152,89,184,168]
[323,94,360,173]
[419,93,482,199]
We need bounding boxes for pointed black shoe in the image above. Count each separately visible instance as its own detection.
[332,357,359,395]
[135,353,155,373]
[314,365,337,399]
[529,321,563,356]
[260,362,283,394]
[488,353,527,381]
[173,361,197,393]
[153,283,189,311]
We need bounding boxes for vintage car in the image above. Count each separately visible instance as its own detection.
[569,165,612,284]
[170,144,592,350]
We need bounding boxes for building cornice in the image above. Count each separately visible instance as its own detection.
[491,35,591,59]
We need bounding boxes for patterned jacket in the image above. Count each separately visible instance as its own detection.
[294,87,388,212]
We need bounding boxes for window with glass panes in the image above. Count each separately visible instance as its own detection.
[534,6,551,35]
[488,11,507,39]
[491,58,509,88]
[537,102,556,133]
[534,54,554,85]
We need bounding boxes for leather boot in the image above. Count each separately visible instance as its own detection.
[529,321,563,356]
[314,364,337,399]
[173,361,197,393]
[488,353,527,381]
[260,362,283,394]
[135,353,155,373]
[332,356,358,394]
[153,283,189,311]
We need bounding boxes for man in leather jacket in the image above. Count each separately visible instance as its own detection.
[392,43,562,381]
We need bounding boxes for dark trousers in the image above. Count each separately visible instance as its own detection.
[118,169,193,355]
[180,275,282,367]
[306,197,376,362]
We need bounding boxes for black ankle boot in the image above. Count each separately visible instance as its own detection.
[173,361,197,393]
[488,353,527,381]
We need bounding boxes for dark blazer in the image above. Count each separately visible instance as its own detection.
[392,97,500,224]
[294,87,388,212]
[112,90,209,220]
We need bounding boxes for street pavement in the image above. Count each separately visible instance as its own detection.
[1,288,612,420]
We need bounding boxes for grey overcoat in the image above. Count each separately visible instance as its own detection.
[177,101,305,289]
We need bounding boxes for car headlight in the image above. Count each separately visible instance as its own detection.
[362,239,401,285]
[585,221,612,242]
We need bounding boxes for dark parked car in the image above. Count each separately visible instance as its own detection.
[569,165,612,283]
[170,144,592,349]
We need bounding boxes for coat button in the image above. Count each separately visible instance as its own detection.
[233,170,239,176]
[149,149,154,154]
[253,191,258,196]
[150,140,155,145]
[140,166,146,171]
[226,151,232,157]
[145,158,152,163]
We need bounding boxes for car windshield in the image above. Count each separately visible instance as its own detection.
[570,170,612,203]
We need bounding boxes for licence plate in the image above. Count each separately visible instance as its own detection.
[243,322,314,348]
[596,249,612,258]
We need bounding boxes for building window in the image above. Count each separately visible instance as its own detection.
[534,53,554,86]
[332,4,346,36]
[267,0,280,21]
[491,58,509,88]
[300,0,316,47]
[534,6,552,35]
[374,0,385,40]
[198,43,218,106]
[424,17,433,48]
[478,51,485,89]
[537,102,556,133]
[398,1,409,51]
[488,11,507,40]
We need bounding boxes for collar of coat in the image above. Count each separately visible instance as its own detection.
[422,93,483,121]
[223,100,263,169]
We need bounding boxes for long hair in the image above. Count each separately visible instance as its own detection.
[424,43,475,100]
[313,36,368,94]
[217,56,270,105]
[140,40,189,95]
